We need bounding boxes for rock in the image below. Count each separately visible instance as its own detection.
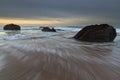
[74,24,116,42]
[41,27,56,32]
[3,24,21,30]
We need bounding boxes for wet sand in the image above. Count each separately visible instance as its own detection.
[0,38,120,80]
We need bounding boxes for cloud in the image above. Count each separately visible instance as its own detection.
[0,0,120,25]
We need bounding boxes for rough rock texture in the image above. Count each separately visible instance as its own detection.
[74,24,117,42]
[3,24,21,30]
[41,27,56,32]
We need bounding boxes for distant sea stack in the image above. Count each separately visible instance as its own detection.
[74,24,117,42]
[41,27,56,32]
[3,24,21,30]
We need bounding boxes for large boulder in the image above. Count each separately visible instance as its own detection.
[74,24,116,42]
[41,27,56,32]
[3,24,21,30]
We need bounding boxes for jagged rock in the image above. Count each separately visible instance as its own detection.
[74,24,116,42]
[3,24,21,30]
[41,27,56,32]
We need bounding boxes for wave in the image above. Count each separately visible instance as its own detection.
[0,27,120,43]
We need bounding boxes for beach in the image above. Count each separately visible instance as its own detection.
[0,27,120,80]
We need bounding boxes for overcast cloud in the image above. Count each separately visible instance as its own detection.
[0,0,120,25]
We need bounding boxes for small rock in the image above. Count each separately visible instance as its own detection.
[41,27,56,32]
[3,24,21,30]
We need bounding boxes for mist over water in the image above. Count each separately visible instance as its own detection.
[0,26,120,80]
[0,26,120,42]
[0,26,80,41]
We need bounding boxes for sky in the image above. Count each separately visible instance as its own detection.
[0,0,120,26]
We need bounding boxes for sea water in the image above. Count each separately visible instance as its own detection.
[0,26,119,42]
[0,26,81,41]
[0,26,120,50]
[0,26,120,80]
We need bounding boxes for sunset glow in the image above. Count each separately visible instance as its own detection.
[0,17,119,26]
[0,17,89,26]
[0,19,63,26]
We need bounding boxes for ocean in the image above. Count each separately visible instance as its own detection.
[0,26,120,42]
[0,26,120,80]
[0,26,80,41]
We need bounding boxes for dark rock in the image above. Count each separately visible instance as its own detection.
[41,27,56,32]
[3,24,21,30]
[74,24,116,42]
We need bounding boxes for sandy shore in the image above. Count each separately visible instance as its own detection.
[0,38,119,80]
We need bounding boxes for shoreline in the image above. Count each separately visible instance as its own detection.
[0,38,119,80]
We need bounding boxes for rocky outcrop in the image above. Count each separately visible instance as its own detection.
[3,24,21,30]
[41,27,56,32]
[74,24,116,42]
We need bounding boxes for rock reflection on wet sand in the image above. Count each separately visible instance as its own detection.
[0,38,119,80]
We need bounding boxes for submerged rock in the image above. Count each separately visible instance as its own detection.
[3,24,21,30]
[74,24,116,42]
[41,27,56,32]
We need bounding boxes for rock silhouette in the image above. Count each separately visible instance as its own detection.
[3,24,21,30]
[74,24,116,42]
[41,27,56,32]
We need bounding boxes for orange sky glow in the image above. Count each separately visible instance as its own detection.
[0,17,119,26]
[0,18,65,26]
[0,16,92,26]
